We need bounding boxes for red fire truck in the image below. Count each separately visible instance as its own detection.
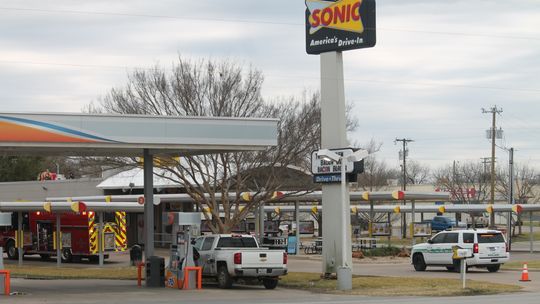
[0,211,127,262]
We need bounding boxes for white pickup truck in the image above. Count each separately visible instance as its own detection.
[192,234,288,289]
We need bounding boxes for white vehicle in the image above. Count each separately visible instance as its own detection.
[411,229,509,273]
[193,234,288,289]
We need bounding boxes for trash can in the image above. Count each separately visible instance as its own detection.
[130,245,142,266]
[146,256,165,287]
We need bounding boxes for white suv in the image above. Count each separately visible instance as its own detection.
[411,229,509,272]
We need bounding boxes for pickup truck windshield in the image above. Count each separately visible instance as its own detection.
[216,237,258,248]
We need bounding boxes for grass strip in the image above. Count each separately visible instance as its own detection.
[5,265,138,280]
[503,260,540,269]
[280,272,521,296]
[5,266,522,297]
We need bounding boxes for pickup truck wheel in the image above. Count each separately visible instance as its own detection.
[262,278,278,289]
[487,264,500,273]
[217,266,233,289]
[6,240,18,260]
[412,253,426,271]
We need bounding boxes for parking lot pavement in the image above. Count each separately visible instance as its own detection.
[7,278,360,304]
[7,278,540,304]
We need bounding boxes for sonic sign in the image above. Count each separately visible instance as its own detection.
[305,0,376,54]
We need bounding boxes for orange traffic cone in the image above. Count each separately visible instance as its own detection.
[520,263,531,282]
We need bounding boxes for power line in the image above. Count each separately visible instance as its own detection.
[2,59,539,94]
[0,6,298,26]
[1,6,540,41]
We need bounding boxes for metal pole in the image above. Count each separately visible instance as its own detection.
[461,259,467,289]
[387,212,391,245]
[254,206,260,239]
[530,211,534,254]
[508,147,514,249]
[369,200,374,238]
[143,149,154,259]
[18,211,23,266]
[411,200,416,246]
[99,211,104,267]
[295,201,300,255]
[340,159,347,267]
[56,213,61,267]
[402,140,407,239]
[490,110,497,228]
[259,202,265,244]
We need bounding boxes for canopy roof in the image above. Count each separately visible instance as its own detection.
[0,112,278,156]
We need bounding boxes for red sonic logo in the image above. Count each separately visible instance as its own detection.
[306,0,364,34]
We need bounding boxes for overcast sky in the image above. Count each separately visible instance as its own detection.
[1,0,540,171]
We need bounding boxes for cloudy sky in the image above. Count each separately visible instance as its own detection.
[1,0,540,171]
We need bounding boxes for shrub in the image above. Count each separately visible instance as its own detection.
[362,246,401,257]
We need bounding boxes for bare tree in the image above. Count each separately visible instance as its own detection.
[433,161,490,203]
[90,56,351,233]
[405,160,431,185]
[497,163,539,204]
[352,140,398,191]
[497,163,539,235]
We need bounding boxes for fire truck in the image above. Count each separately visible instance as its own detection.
[0,210,127,262]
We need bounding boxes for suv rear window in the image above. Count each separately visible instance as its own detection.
[478,233,505,243]
[216,237,258,248]
[463,233,474,243]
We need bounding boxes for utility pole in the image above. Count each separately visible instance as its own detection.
[395,138,413,238]
[482,106,503,229]
[508,147,514,249]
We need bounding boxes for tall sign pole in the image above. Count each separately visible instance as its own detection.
[306,0,376,290]
[320,51,351,276]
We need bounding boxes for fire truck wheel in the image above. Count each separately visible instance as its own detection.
[6,240,18,260]
[61,248,73,263]
[40,254,51,260]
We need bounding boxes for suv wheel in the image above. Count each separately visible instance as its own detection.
[412,253,426,271]
[487,264,500,273]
